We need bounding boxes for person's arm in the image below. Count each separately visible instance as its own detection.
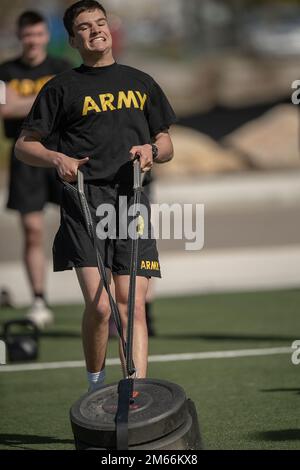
[15,130,89,182]
[129,131,174,172]
[152,131,174,163]
[132,77,176,171]
[0,87,36,119]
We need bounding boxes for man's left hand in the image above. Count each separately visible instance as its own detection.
[129,144,153,172]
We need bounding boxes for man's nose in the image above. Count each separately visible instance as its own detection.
[91,25,101,36]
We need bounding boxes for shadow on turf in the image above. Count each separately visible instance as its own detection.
[40,331,81,339]
[249,429,300,442]
[157,333,296,342]
[0,325,81,340]
[260,388,300,395]
[0,434,74,450]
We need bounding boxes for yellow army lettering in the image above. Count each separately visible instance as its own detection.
[82,90,148,116]
[140,261,160,271]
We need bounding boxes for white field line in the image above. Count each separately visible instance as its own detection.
[0,347,292,373]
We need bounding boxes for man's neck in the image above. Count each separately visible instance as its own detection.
[21,52,47,67]
[83,52,115,68]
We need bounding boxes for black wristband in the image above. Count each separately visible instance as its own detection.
[151,144,159,161]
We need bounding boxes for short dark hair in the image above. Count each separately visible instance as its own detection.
[63,1,107,37]
[17,11,47,31]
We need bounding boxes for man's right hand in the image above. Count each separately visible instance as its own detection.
[54,153,89,183]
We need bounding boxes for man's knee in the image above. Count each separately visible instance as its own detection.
[118,298,146,324]
[85,299,111,323]
[25,226,43,247]
[21,214,43,247]
[134,302,146,323]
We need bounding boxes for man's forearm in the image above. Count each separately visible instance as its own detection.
[0,88,36,119]
[2,97,35,119]
[15,135,58,168]
[153,132,174,164]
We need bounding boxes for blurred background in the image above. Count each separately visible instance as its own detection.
[0,0,299,303]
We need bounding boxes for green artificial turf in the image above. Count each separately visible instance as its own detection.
[0,289,299,450]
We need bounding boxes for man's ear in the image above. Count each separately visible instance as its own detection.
[45,29,50,45]
[69,35,77,49]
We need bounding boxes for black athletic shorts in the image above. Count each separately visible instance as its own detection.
[7,146,63,214]
[53,181,161,279]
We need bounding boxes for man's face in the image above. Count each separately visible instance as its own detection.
[18,22,49,60]
[71,9,113,56]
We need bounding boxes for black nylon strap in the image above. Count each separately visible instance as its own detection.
[76,171,128,362]
[62,175,127,366]
[126,160,143,376]
[64,162,144,451]
[116,160,144,448]
[115,378,134,450]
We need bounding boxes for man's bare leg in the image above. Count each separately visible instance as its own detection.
[114,275,149,378]
[21,212,45,297]
[21,212,54,328]
[76,267,111,374]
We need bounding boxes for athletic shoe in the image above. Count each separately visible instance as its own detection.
[25,298,54,329]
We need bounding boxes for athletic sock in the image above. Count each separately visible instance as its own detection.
[34,293,46,303]
[87,369,106,391]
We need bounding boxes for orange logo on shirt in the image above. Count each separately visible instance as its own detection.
[8,75,54,96]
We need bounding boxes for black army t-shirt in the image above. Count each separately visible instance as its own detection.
[21,62,177,184]
[0,55,71,139]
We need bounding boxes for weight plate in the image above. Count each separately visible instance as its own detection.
[76,404,202,450]
[70,378,188,447]
[186,399,203,450]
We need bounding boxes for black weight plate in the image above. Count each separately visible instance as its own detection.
[75,440,105,451]
[76,408,201,451]
[74,439,105,450]
[70,378,188,447]
[186,399,203,450]
[131,411,194,450]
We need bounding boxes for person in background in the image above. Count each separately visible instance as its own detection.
[0,11,72,328]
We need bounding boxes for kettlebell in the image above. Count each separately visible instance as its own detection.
[3,319,39,362]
